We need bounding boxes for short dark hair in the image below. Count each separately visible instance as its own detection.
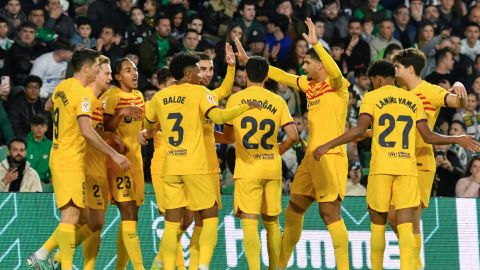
[155,14,170,26]
[391,48,426,76]
[31,113,48,125]
[53,38,73,51]
[169,52,200,80]
[0,17,8,25]
[102,24,116,35]
[269,13,289,33]
[465,155,480,177]
[465,22,480,31]
[348,18,361,26]
[196,52,211,61]
[435,48,452,64]
[24,75,42,87]
[8,137,26,150]
[75,16,91,27]
[184,29,199,37]
[28,6,44,14]
[112,58,135,83]
[354,67,368,78]
[451,119,467,131]
[274,0,290,8]
[323,0,337,8]
[306,47,321,62]
[156,67,173,85]
[367,60,396,78]
[246,56,269,83]
[239,0,256,11]
[380,18,395,26]
[188,14,202,24]
[71,48,100,72]
[19,21,36,31]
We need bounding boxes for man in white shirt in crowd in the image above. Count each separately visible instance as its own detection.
[29,38,73,99]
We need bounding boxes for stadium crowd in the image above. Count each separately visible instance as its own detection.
[0,0,480,198]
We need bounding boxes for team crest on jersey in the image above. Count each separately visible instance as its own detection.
[207,94,215,104]
[96,122,104,131]
[102,100,107,110]
[124,117,132,123]
[81,98,91,112]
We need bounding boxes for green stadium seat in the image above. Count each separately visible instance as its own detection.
[41,183,54,192]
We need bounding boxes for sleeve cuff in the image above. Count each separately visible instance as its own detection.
[204,105,218,119]
[281,121,294,128]
[145,117,156,124]
[77,114,92,119]
[224,123,233,127]
[416,119,427,123]
[444,93,449,106]
[359,112,373,119]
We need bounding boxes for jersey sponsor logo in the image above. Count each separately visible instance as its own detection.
[253,153,275,160]
[388,151,412,159]
[167,149,188,156]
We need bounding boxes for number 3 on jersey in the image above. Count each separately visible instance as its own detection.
[378,113,413,149]
[241,116,275,149]
[168,113,184,146]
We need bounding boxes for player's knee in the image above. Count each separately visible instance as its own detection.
[288,201,307,215]
[181,215,194,231]
[118,203,138,220]
[319,207,341,225]
[261,214,278,222]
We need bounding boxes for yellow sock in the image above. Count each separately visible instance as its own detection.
[279,208,304,268]
[176,230,185,268]
[121,221,144,270]
[161,221,181,270]
[57,223,75,269]
[53,224,94,263]
[42,226,59,252]
[413,233,422,269]
[263,219,281,270]
[242,219,260,270]
[83,230,100,270]
[155,236,163,262]
[370,223,386,270]
[326,219,349,270]
[198,217,218,267]
[398,223,414,270]
[188,226,202,270]
[115,224,128,270]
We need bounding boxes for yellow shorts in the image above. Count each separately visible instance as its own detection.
[367,174,420,213]
[51,170,86,209]
[151,174,165,214]
[290,152,348,202]
[86,175,109,210]
[418,170,436,208]
[108,169,145,206]
[163,174,222,211]
[234,178,282,216]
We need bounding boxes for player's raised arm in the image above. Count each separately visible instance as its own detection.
[205,99,261,125]
[234,36,303,91]
[445,81,468,108]
[303,17,343,90]
[313,113,371,160]
[212,43,236,100]
[416,120,480,152]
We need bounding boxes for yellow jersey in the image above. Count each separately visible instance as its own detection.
[226,86,293,179]
[146,83,218,176]
[85,94,106,177]
[359,85,427,176]
[411,81,449,171]
[296,76,350,153]
[145,101,165,176]
[101,87,145,171]
[50,78,95,171]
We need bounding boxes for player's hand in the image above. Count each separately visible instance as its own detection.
[456,135,480,152]
[118,106,143,120]
[246,101,262,110]
[234,37,249,66]
[449,82,467,99]
[225,43,236,66]
[111,153,131,171]
[3,168,18,184]
[313,144,329,161]
[138,130,149,146]
[302,17,318,46]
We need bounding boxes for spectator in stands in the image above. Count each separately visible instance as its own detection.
[449,120,471,170]
[0,46,11,78]
[95,25,124,67]
[284,37,307,74]
[0,137,42,192]
[28,6,56,44]
[450,35,474,84]
[382,43,401,60]
[7,75,46,138]
[215,23,244,76]
[353,0,392,35]
[330,40,348,74]
[423,4,445,33]
[105,0,132,36]
[438,0,463,36]
[426,48,455,86]
[0,0,26,35]
[453,92,480,139]
[346,161,366,196]
[9,21,47,85]
[86,0,116,36]
[319,0,349,44]
[123,7,150,49]
[275,0,305,40]
[30,38,73,98]
[393,4,416,49]
[246,29,266,57]
[360,17,374,43]
[343,18,370,71]
[26,114,51,183]
[44,0,75,39]
[233,0,265,40]
[409,0,423,24]
[456,155,480,198]
[0,95,13,145]
[138,15,178,76]
[369,19,402,61]
[0,17,13,50]
[435,143,464,197]
[234,66,246,88]
[273,79,300,115]
[265,13,291,63]
[350,67,370,107]
[421,36,452,79]
[167,4,187,40]
[292,0,312,21]
[471,76,480,96]
[290,114,306,164]
[70,16,95,50]
[465,6,480,27]
[143,0,158,28]
[413,22,435,51]
[187,15,211,51]
[461,23,480,62]
[312,17,330,51]
[181,29,200,53]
